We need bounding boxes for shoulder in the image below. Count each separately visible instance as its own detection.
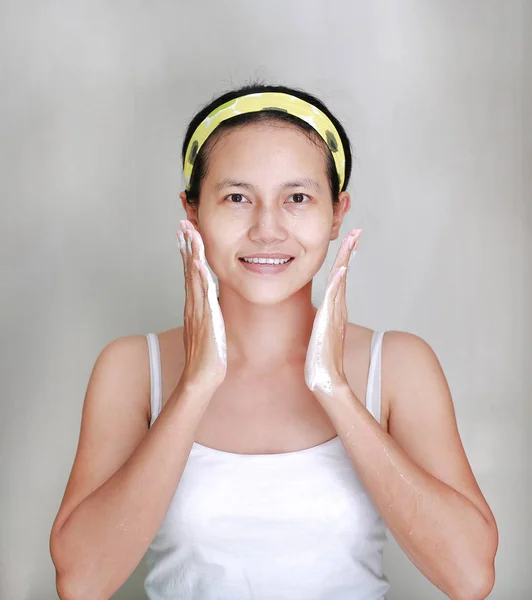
[345,323,416,362]
[382,329,436,357]
[94,330,184,388]
[94,329,184,422]
[94,334,154,387]
[85,334,154,424]
[374,330,446,424]
[379,330,454,430]
[96,333,152,369]
[381,330,443,386]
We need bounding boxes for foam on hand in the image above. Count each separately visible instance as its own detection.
[190,229,227,366]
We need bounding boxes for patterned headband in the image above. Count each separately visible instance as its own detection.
[183,92,346,192]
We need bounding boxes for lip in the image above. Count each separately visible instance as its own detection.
[239,256,295,274]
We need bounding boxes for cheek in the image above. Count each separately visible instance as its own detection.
[199,221,244,269]
[297,215,332,252]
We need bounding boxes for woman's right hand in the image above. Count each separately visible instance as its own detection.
[177,219,227,393]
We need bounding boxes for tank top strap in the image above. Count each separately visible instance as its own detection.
[365,330,386,424]
[146,333,162,426]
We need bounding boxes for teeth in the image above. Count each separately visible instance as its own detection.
[242,257,291,265]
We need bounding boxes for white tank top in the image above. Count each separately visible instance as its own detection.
[143,330,390,600]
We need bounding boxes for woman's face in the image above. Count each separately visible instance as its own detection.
[181,123,350,305]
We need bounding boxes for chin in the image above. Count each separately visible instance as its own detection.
[232,277,312,307]
[244,288,294,306]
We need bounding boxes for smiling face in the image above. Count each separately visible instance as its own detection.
[181,122,350,305]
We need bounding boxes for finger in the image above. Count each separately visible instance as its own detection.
[187,226,197,258]
[193,259,208,314]
[335,267,347,321]
[348,231,361,268]
[329,235,351,278]
[326,266,346,304]
[187,232,204,316]
[342,233,361,304]
[182,227,195,279]
[333,228,362,272]
[193,228,207,263]
[180,230,195,321]
[337,260,347,305]
[323,267,345,336]
[179,220,191,266]
[177,230,188,276]
[329,229,361,289]
[188,227,204,262]
[182,222,204,261]
[327,230,357,286]
[185,225,194,256]
[180,219,195,255]
[334,265,347,302]
[177,230,193,324]
[187,226,212,309]
[199,260,227,364]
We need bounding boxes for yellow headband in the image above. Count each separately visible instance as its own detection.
[183,91,346,192]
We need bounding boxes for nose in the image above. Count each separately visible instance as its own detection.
[247,205,288,246]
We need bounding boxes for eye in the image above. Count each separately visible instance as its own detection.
[287,193,310,204]
[225,193,249,203]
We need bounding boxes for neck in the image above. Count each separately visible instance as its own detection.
[217,281,318,369]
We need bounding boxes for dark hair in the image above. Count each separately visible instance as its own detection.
[181,82,353,209]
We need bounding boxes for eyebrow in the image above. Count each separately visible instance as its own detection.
[214,177,322,192]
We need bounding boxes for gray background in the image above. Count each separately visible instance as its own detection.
[1,1,530,598]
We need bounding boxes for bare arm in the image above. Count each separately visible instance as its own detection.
[50,336,215,600]
[314,332,497,600]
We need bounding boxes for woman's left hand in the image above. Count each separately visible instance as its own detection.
[304,227,362,399]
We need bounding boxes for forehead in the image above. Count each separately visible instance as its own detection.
[206,123,329,174]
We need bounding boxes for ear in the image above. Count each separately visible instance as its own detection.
[179,191,200,230]
[330,191,351,241]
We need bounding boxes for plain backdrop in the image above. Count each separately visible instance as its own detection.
[1,1,530,598]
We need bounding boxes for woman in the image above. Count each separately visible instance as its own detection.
[50,84,498,599]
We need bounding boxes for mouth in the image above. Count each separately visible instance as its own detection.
[238,256,295,274]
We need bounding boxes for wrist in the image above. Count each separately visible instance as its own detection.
[312,378,355,414]
[179,376,219,402]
